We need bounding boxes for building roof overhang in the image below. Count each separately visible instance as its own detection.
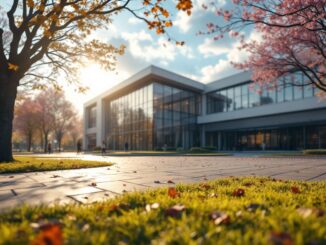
[84,65,205,107]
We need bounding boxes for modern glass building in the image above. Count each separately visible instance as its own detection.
[84,66,326,151]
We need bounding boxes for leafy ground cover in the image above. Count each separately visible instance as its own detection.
[0,156,113,174]
[0,177,325,244]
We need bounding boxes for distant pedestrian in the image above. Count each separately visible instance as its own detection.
[101,141,106,155]
[47,142,52,154]
[124,142,129,152]
[77,140,82,154]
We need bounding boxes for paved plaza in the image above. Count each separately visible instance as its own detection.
[0,154,325,211]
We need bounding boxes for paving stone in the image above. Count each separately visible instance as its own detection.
[69,191,118,204]
[0,153,325,211]
[96,181,150,194]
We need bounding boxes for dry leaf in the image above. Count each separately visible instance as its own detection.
[30,224,62,245]
[167,180,175,184]
[291,186,300,194]
[209,211,230,225]
[90,182,97,187]
[168,187,180,198]
[232,188,245,197]
[270,232,292,245]
[165,204,186,218]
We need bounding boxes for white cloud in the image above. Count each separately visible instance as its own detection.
[200,30,262,83]
[174,0,226,33]
[121,31,194,63]
[198,38,231,57]
[127,17,142,25]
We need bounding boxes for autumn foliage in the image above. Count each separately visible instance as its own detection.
[0,0,193,161]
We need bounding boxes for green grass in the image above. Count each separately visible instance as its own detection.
[0,156,113,174]
[0,177,325,244]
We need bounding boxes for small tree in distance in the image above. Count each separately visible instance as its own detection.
[202,0,325,92]
[14,98,40,152]
[0,0,193,161]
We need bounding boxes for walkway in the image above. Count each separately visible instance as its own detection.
[0,154,325,211]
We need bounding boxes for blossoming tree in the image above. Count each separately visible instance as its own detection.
[203,0,325,92]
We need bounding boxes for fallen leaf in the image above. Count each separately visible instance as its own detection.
[165,204,186,218]
[168,187,180,198]
[209,192,218,198]
[9,176,14,178]
[167,180,175,184]
[154,180,161,184]
[51,175,60,178]
[30,224,62,245]
[90,182,97,187]
[123,183,127,187]
[133,171,137,173]
[199,183,211,190]
[270,232,292,245]
[243,182,253,187]
[145,203,160,212]
[209,211,230,225]
[291,186,300,194]
[246,203,262,212]
[232,188,245,197]
[297,208,324,218]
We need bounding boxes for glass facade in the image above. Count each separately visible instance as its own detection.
[87,105,96,128]
[205,124,326,151]
[105,82,201,150]
[207,73,318,114]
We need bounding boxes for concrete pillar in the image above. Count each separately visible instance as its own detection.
[96,99,104,147]
[82,107,88,150]
[200,125,206,147]
[201,94,206,116]
[218,132,222,151]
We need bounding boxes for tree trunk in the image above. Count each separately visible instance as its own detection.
[0,76,18,162]
[27,132,32,152]
[43,132,48,153]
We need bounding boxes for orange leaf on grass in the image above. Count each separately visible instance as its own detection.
[291,186,300,194]
[232,188,245,197]
[270,232,292,245]
[31,224,62,245]
[168,187,180,198]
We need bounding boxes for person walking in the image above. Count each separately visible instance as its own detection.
[47,142,52,154]
[124,142,129,152]
[77,140,82,154]
[101,141,106,155]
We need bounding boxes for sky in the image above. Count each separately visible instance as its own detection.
[2,0,256,114]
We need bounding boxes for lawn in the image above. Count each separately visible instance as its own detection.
[0,177,324,244]
[0,156,113,174]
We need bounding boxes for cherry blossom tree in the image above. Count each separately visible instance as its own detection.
[0,0,193,161]
[203,0,325,93]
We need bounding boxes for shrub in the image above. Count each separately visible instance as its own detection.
[165,147,176,151]
[202,146,217,151]
[303,149,326,155]
[189,147,213,153]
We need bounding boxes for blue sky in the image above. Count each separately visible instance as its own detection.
[1,0,257,113]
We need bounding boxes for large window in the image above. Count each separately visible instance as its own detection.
[206,73,317,115]
[87,105,96,128]
[106,82,201,150]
